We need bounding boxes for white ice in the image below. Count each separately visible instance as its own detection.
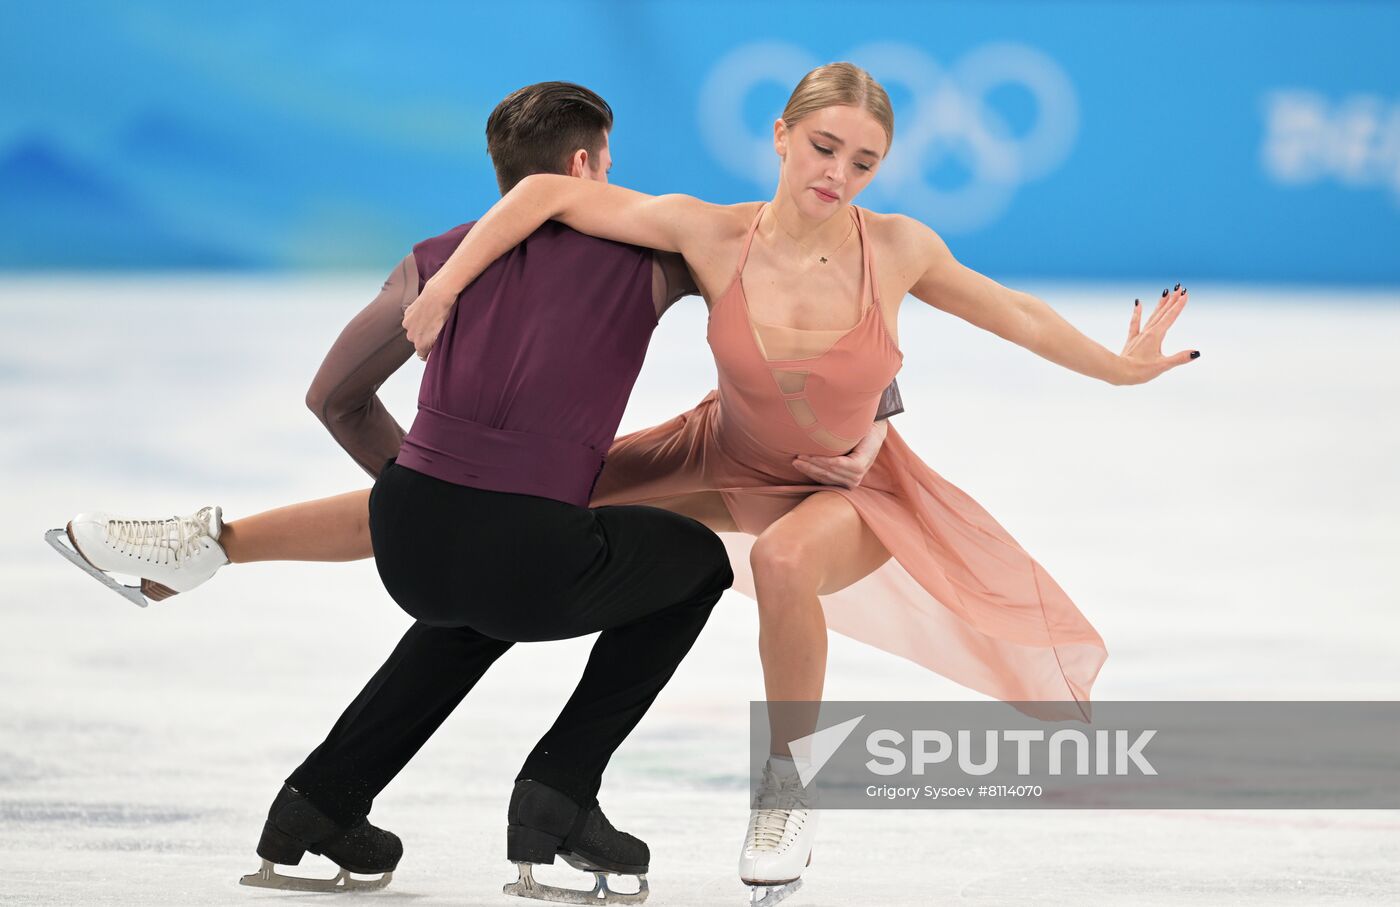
[1,276,1397,904]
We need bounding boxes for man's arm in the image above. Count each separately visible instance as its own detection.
[305,254,418,477]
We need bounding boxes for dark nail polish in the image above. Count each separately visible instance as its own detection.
[1174,282,1181,291]
[1162,289,1168,297]
[1190,350,1200,359]
[1134,299,1140,307]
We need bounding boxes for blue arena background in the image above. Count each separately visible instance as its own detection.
[2,1,1397,283]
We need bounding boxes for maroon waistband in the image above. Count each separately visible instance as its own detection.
[396,406,604,508]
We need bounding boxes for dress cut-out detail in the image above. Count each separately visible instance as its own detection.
[773,370,809,395]
[785,398,819,429]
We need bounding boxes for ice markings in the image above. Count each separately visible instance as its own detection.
[0,800,204,826]
[0,752,48,785]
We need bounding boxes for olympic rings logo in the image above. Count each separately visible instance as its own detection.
[698,41,1080,233]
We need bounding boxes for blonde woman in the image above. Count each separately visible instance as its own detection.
[401,62,1195,900]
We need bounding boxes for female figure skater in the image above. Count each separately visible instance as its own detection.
[398,61,1196,903]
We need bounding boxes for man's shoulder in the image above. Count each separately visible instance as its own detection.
[542,221,659,259]
[415,219,649,256]
[412,220,479,257]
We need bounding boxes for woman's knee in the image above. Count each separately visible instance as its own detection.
[749,532,821,600]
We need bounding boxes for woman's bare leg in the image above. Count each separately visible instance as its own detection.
[223,487,729,567]
[748,490,890,755]
[221,489,374,563]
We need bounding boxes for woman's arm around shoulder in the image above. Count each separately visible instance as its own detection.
[432,175,742,293]
[404,176,749,355]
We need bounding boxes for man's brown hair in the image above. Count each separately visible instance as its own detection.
[485,81,613,194]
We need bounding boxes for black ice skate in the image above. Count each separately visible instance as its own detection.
[238,784,402,892]
[503,779,650,904]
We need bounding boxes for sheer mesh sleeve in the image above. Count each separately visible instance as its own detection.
[874,377,904,420]
[304,254,418,478]
[653,251,698,318]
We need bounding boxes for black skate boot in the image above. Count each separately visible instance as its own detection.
[239,784,402,892]
[503,779,649,904]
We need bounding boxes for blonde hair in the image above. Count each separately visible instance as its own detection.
[781,62,894,153]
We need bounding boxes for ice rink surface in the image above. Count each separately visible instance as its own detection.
[2,276,1397,905]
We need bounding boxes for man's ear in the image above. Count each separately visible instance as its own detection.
[567,148,590,179]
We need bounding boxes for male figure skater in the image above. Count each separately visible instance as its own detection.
[53,81,899,902]
[245,81,735,902]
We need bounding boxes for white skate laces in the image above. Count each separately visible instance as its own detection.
[105,507,222,567]
[743,761,812,859]
[740,755,819,901]
[61,505,229,602]
[746,807,796,851]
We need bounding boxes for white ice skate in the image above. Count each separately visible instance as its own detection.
[45,506,228,607]
[739,757,819,907]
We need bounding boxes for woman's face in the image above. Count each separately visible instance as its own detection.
[774,105,888,219]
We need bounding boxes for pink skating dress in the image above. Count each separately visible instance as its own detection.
[592,204,1106,716]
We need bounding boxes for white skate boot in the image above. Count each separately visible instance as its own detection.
[739,756,818,907]
[46,506,228,607]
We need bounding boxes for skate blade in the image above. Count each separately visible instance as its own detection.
[747,878,803,907]
[504,861,649,904]
[559,850,649,878]
[44,528,148,608]
[239,858,393,892]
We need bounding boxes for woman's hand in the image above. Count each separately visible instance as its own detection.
[402,281,458,360]
[792,419,888,488]
[1119,284,1199,385]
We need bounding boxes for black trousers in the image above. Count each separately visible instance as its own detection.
[287,461,733,824]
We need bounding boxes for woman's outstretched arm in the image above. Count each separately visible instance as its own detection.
[403,175,729,356]
[891,216,1197,386]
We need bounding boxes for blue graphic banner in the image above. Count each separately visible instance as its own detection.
[1,1,1397,282]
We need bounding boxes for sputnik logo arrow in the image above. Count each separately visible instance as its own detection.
[787,715,865,787]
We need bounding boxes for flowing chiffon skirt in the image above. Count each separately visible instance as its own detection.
[592,390,1107,720]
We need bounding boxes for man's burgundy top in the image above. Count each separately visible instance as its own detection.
[395,221,657,506]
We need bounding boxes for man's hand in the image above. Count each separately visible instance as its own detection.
[791,419,888,489]
[402,281,457,360]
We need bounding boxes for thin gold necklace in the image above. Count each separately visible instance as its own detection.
[771,208,855,265]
